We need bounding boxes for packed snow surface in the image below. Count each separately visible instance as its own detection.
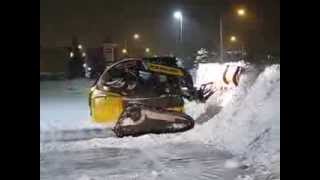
[41,62,280,180]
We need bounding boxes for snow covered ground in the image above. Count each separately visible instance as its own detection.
[40,62,280,180]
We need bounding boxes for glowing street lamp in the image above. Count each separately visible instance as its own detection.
[230,36,237,42]
[70,52,74,58]
[122,48,128,54]
[145,48,150,53]
[237,8,246,17]
[133,33,140,40]
[174,11,182,20]
[78,44,83,49]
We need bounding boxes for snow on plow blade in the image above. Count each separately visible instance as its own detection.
[222,65,244,86]
[113,105,194,137]
[196,63,245,88]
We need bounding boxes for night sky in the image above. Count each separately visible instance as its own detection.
[40,0,279,54]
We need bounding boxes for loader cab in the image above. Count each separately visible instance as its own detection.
[89,59,144,124]
[96,58,146,90]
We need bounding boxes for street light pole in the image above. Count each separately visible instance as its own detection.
[219,15,223,62]
[174,11,183,57]
[179,16,183,58]
[180,16,183,44]
[124,40,128,49]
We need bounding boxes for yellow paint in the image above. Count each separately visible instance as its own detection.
[90,88,185,124]
[91,92,124,124]
[148,63,184,77]
[167,106,184,113]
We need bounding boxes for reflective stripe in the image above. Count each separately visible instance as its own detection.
[148,63,184,76]
[167,106,184,112]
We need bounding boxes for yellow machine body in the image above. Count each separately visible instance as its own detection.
[90,87,184,124]
[90,89,124,124]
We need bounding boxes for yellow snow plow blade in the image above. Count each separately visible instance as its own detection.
[91,92,124,124]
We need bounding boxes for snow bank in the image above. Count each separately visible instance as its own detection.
[184,63,280,175]
[195,61,247,87]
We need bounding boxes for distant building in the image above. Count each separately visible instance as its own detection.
[103,43,118,64]
[40,37,121,80]
[40,46,68,79]
[83,41,120,79]
[66,37,86,79]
